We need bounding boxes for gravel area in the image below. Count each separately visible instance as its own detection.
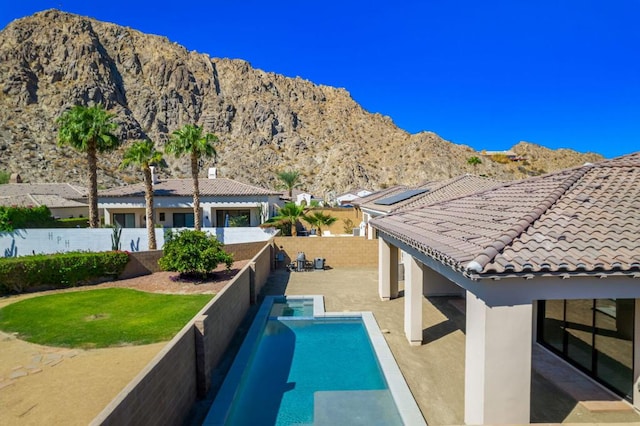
[96,259,250,294]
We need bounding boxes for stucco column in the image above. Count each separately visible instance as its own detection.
[404,255,423,346]
[633,299,640,410]
[378,238,399,300]
[464,292,532,425]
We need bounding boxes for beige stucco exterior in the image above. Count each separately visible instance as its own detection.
[377,231,640,424]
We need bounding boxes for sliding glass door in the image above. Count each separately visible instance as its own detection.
[538,298,634,400]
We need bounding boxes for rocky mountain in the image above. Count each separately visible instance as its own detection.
[0,10,603,198]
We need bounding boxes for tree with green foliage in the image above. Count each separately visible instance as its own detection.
[56,104,120,228]
[277,170,302,198]
[264,202,308,237]
[0,205,53,232]
[303,211,337,236]
[159,229,233,279]
[165,124,218,231]
[467,156,482,172]
[121,139,164,249]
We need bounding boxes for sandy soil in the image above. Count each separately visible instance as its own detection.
[0,260,247,426]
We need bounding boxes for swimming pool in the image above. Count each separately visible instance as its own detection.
[203,296,424,425]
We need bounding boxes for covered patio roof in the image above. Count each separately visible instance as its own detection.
[371,153,640,280]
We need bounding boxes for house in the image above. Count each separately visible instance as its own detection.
[334,188,373,206]
[278,189,320,207]
[0,182,88,219]
[482,149,526,161]
[354,175,502,239]
[370,153,640,424]
[98,173,281,228]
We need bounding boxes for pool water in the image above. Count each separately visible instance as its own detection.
[270,299,314,317]
[204,296,412,425]
[226,318,401,425]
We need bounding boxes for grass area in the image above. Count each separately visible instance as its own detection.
[0,288,213,348]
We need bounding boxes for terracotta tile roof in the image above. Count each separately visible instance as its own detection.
[357,175,502,214]
[371,153,640,279]
[0,183,87,199]
[394,175,502,211]
[0,194,87,208]
[99,178,280,198]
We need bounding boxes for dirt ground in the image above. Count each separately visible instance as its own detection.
[0,260,248,426]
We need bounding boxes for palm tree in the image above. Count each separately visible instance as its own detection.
[165,124,218,231]
[120,139,164,249]
[467,156,482,173]
[277,170,302,199]
[303,211,337,236]
[57,104,120,228]
[265,202,307,236]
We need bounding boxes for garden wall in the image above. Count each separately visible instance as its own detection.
[91,240,273,425]
[91,327,198,426]
[307,207,363,235]
[118,241,267,279]
[0,227,276,257]
[274,236,377,268]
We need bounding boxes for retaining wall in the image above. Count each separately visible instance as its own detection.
[91,240,273,425]
[274,236,377,268]
[91,327,198,426]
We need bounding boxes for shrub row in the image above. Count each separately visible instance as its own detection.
[0,251,130,294]
[0,205,55,232]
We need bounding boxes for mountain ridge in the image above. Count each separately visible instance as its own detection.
[0,9,603,197]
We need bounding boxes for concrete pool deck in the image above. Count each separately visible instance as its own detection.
[261,267,640,425]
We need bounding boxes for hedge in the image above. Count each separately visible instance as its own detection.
[0,205,55,232]
[0,251,130,294]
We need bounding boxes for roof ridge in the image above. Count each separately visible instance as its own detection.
[26,193,41,206]
[465,165,593,273]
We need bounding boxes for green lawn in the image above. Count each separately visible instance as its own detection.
[0,288,213,348]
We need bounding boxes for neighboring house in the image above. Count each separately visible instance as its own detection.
[0,183,88,219]
[278,189,320,207]
[98,176,281,228]
[371,153,640,424]
[482,149,526,161]
[334,188,373,206]
[354,175,502,239]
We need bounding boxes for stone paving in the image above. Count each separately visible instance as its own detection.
[261,267,640,425]
[0,331,81,389]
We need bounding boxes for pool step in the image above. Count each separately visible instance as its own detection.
[314,389,403,425]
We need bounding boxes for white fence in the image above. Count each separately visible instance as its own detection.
[0,227,278,257]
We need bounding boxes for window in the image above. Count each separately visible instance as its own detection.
[113,213,135,228]
[159,212,165,222]
[217,210,250,227]
[173,213,194,228]
[538,299,634,399]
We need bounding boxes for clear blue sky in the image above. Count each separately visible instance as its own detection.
[2,1,638,158]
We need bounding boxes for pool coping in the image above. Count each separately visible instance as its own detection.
[202,295,426,425]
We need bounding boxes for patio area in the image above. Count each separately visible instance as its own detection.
[261,267,640,425]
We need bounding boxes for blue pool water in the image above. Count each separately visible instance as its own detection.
[205,297,405,425]
[269,298,314,317]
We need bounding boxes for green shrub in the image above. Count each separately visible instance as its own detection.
[342,218,355,234]
[0,251,129,294]
[52,217,90,228]
[0,205,54,232]
[159,229,233,278]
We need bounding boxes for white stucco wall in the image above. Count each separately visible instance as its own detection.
[0,227,277,257]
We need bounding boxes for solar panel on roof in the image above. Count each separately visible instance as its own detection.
[374,189,429,205]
